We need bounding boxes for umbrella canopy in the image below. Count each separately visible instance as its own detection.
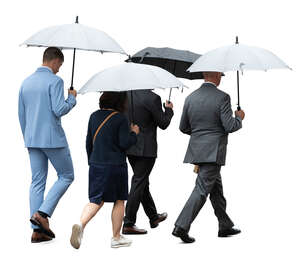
[78,63,184,94]
[127,47,203,80]
[21,22,126,54]
[187,37,291,109]
[188,43,290,73]
[21,16,126,90]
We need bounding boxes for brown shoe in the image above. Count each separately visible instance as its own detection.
[122,225,147,235]
[31,231,52,243]
[150,212,168,228]
[30,212,55,238]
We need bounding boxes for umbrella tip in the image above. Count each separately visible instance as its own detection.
[235,36,239,44]
[75,16,79,23]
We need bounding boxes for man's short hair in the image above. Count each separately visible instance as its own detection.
[203,71,215,78]
[43,47,64,62]
[203,71,225,78]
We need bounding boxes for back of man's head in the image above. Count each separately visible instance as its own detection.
[43,47,64,63]
[203,71,218,79]
[203,71,222,86]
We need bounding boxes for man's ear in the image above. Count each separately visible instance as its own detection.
[53,58,60,65]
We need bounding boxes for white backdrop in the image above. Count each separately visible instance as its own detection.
[0,0,299,258]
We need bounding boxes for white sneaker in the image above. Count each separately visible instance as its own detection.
[111,235,132,248]
[70,224,83,249]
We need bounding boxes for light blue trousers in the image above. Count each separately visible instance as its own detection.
[28,147,74,229]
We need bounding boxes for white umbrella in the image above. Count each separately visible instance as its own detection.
[78,63,184,94]
[188,37,291,109]
[21,16,127,89]
[78,63,184,122]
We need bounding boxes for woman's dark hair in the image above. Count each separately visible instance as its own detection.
[99,91,128,113]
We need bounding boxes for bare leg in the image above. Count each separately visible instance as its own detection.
[111,200,124,239]
[80,202,104,229]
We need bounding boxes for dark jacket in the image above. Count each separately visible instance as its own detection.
[86,110,137,165]
[126,90,174,158]
[180,82,242,166]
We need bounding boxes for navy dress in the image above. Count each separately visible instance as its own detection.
[86,110,137,203]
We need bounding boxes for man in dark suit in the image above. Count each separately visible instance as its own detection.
[172,72,245,243]
[122,90,174,234]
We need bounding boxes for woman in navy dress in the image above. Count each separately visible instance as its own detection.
[70,92,139,249]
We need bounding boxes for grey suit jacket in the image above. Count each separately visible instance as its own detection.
[180,82,242,165]
[126,90,174,158]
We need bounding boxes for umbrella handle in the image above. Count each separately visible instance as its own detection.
[237,105,241,111]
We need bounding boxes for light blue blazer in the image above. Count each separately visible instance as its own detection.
[18,67,76,148]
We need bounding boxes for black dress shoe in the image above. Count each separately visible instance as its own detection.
[172,226,195,243]
[122,225,148,235]
[218,227,241,237]
[150,212,168,228]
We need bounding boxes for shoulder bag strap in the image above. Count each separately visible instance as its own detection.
[93,111,118,145]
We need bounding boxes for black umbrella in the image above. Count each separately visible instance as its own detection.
[126,47,204,101]
[127,47,204,79]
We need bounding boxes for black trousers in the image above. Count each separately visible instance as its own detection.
[123,155,158,227]
[175,163,234,232]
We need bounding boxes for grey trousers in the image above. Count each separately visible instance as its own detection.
[175,163,234,232]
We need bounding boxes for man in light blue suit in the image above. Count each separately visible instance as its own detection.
[18,47,77,243]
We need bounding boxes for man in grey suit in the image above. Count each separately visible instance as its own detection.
[172,72,245,243]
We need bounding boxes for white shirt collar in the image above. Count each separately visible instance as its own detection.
[40,66,53,73]
[204,81,217,87]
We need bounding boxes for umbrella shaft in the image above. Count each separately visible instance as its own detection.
[168,88,172,102]
[130,90,135,123]
[70,48,76,90]
[237,70,240,109]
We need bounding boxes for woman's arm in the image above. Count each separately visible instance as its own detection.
[118,117,137,150]
[86,115,93,160]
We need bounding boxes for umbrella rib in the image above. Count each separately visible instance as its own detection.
[153,67,180,88]
[248,47,267,71]
[79,24,90,51]
[147,67,165,88]
[46,26,67,47]
[26,26,61,47]
[79,26,116,53]
[223,45,233,72]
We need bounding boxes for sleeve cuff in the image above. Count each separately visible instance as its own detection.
[236,116,242,123]
[130,131,137,136]
[165,107,174,116]
[67,94,76,106]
